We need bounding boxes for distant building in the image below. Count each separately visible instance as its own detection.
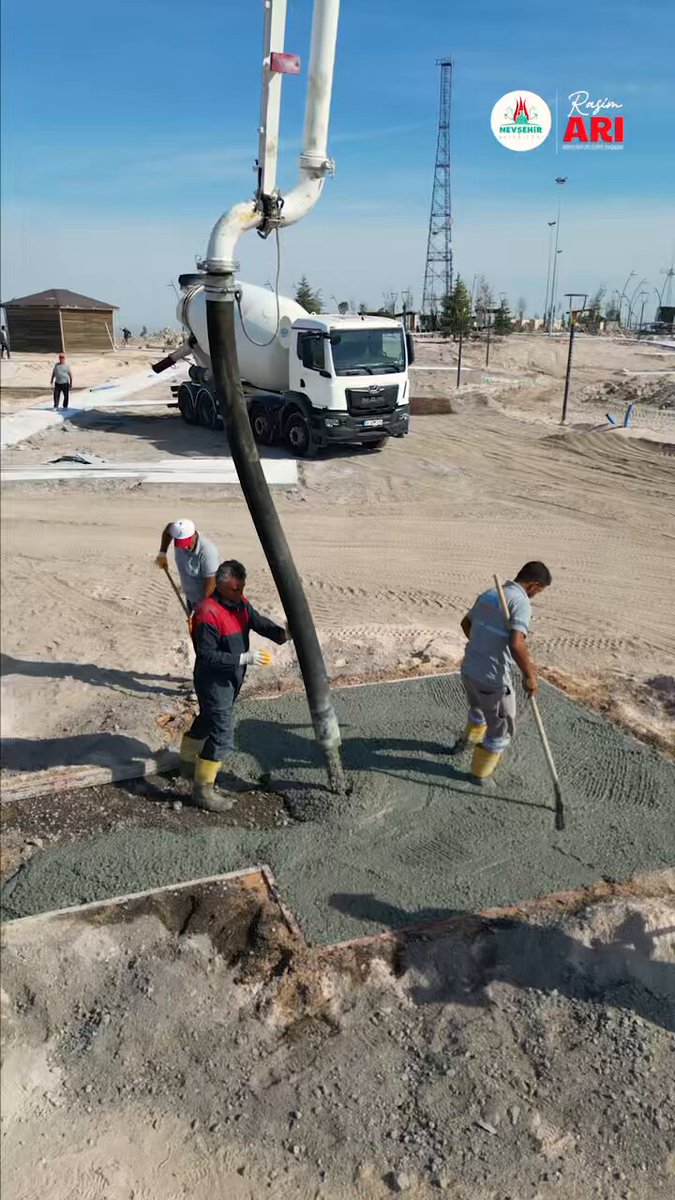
[395,310,420,332]
[362,309,420,332]
[0,288,119,353]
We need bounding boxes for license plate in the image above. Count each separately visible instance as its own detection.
[363,418,384,428]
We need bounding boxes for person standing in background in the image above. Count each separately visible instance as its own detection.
[51,353,73,409]
[0,326,10,359]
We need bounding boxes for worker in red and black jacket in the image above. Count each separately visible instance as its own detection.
[179,559,288,811]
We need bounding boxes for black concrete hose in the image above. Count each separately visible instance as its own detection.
[205,284,346,794]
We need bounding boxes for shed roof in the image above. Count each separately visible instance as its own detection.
[1,288,118,311]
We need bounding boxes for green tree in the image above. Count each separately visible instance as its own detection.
[589,285,606,314]
[358,302,368,315]
[337,300,349,315]
[492,298,513,335]
[475,276,494,327]
[294,276,323,313]
[440,276,473,336]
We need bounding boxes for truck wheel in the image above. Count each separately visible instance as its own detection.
[250,403,275,446]
[196,388,222,430]
[177,382,197,425]
[284,412,316,458]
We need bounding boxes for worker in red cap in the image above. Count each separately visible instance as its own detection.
[155,518,220,613]
[50,353,73,409]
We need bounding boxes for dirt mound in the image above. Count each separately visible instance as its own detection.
[2,878,674,1199]
[581,374,675,411]
[544,425,675,466]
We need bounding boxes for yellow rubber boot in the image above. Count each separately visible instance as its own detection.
[192,756,234,813]
[465,721,487,745]
[179,734,206,779]
[471,744,502,781]
[450,721,487,756]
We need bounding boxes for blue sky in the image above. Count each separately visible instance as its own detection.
[2,0,674,327]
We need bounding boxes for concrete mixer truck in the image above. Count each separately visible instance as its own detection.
[164,279,413,458]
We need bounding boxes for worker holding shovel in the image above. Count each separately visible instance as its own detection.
[180,559,288,810]
[454,562,552,782]
[155,518,220,614]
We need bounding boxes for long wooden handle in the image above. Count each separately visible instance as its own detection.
[163,563,191,618]
[493,574,561,787]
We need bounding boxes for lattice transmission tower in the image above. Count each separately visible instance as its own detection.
[421,59,454,322]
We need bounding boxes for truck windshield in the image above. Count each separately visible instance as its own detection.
[329,328,406,375]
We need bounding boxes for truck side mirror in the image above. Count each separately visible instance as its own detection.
[405,331,415,365]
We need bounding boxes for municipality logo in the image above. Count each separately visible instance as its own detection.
[491,90,552,151]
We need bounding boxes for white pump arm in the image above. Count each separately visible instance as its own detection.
[202,0,340,275]
[257,0,287,197]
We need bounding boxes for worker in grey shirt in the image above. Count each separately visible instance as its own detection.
[155,518,220,612]
[51,353,73,408]
[454,561,552,782]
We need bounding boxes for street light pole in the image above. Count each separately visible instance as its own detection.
[561,293,588,424]
[627,277,648,328]
[549,250,563,331]
[485,307,500,368]
[618,271,636,326]
[543,220,556,329]
[547,177,567,334]
[638,294,647,331]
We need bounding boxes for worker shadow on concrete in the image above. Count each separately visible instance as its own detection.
[235,719,552,815]
[1,653,185,697]
[329,893,675,1034]
[1,732,157,773]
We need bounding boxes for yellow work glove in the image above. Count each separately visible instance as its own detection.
[240,649,272,667]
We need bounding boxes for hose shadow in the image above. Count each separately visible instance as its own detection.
[235,719,551,814]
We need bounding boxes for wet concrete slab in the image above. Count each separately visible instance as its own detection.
[3,676,674,944]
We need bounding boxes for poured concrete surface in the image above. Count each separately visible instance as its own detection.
[3,676,674,943]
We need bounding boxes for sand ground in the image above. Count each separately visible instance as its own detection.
[0,346,170,413]
[1,333,674,774]
[2,331,675,1200]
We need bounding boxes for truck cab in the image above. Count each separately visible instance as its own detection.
[277,314,412,455]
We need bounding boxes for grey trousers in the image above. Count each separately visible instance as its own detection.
[462,675,516,753]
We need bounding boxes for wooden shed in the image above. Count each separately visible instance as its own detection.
[1,288,119,353]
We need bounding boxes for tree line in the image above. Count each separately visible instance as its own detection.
[293,274,520,335]
[292,278,415,318]
[293,273,621,333]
